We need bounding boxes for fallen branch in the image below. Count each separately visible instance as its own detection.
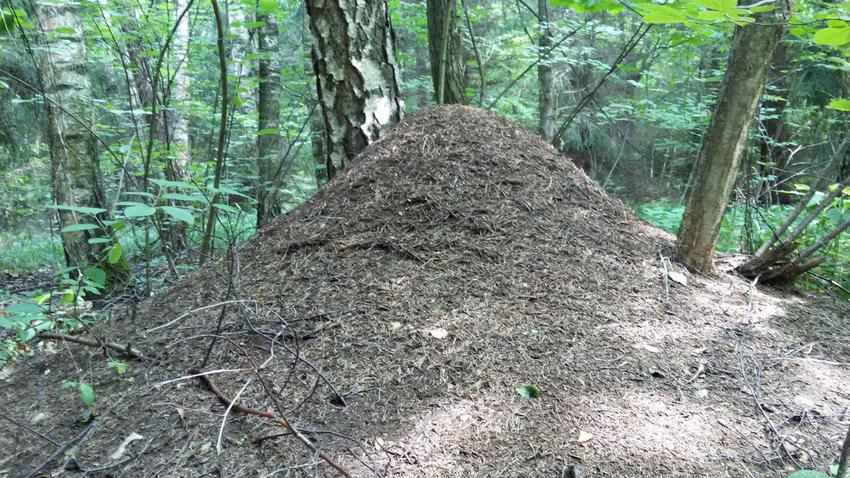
[38,332,154,362]
[190,368,351,477]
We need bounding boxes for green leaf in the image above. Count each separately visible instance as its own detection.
[161,206,195,225]
[78,382,95,407]
[516,384,542,399]
[639,4,688,24]
[160,193,204,202]
[6,302,43,314]
[50,205,107,216]
[116,201,150,208]
[694,0,736,12]
[149,178,193,189]
[257,0,279,14]
[61,223,100,233]
[813,27,850,47]
[787,471,830,478]
[826,98,850,112]
[87,237,113,245]
[107,360,129,376]
[122,191,155,198]
[257,127,279,136]
[695,10,726,21]
[209,185,251,199]
[123,205,157,218]
[83,267,106,287]
[107,244,123,264]
[212,203,239,214]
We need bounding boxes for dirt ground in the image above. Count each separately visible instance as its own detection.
[1,105,848,477]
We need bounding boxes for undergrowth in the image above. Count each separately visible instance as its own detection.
[635,197,850,292]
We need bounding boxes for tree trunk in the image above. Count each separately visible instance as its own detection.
[256,7,281,227]
[171,0,192,171]
[305,0,404,179]
[36,2,128,286]
[426,0,464,104]
[676,0,793,272]
[538,0,555,143]
[311,108,327,185]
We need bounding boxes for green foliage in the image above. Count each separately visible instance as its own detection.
[0,228,63,272]
[107,359,129,376]
[637,185,850,288]
[61,380,95,408]
[516,384,542,399]
[787,464,841,478]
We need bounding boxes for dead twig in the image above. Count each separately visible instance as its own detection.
[0,411,59,446]
[24,416,102,478]
[837,423,850,478]
[190,368,351,477]
[37,332,154,362]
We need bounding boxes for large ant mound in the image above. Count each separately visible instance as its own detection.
[2,105,848,477]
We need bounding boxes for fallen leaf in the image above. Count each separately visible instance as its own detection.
[390,321,402,330]
[576,430,594,445]
[30,412,47,424]
[0,363,16,381]
[430,328,449,339]
[668,270,688,286]
[110,432,143,460]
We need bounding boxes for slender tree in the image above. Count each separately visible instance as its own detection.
[538,0,555,142]
[171,0,192,170]
[305,0,404,179]
[758,43,792,204]
[677,0,794,272]
[256,3,281,226]
[35,2,128,286]
[427,0,464,104]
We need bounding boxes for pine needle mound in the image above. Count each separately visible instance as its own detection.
[3,105,849,477]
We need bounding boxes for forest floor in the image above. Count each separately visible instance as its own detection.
[1,105,849,477]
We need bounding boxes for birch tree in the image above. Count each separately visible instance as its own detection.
[305,0,404,179]
[36,2,128,285]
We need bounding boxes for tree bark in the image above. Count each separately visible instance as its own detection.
[36,2,128,286]
[256,7,281,227]
[538,0,555,143]
[305,0,404,179]
[427,0,465,104]
[677,0,794,272]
